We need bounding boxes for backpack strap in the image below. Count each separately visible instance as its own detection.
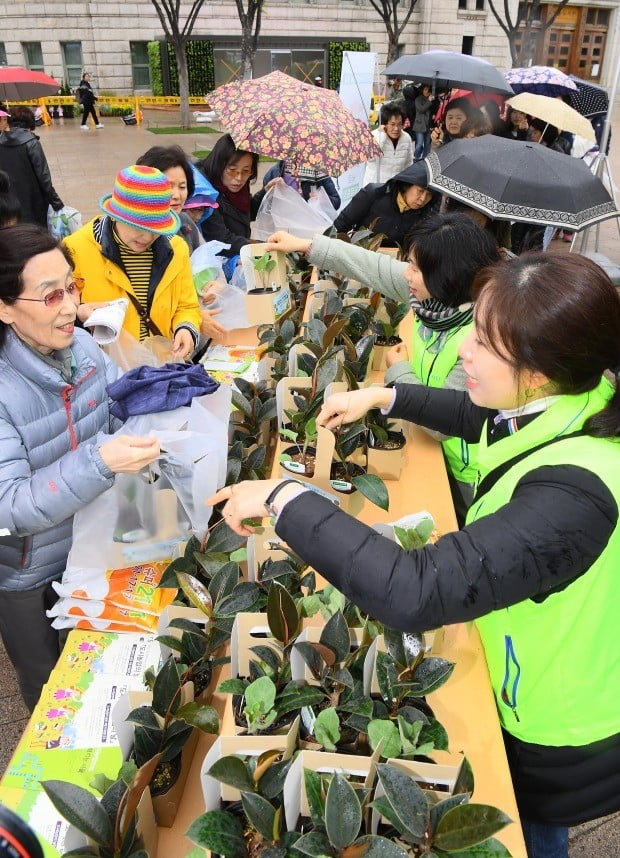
[123,290,165,338]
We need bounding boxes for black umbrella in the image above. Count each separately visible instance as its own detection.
[568,75,609,117]
[425,136,618,230]
[382,51,513,96]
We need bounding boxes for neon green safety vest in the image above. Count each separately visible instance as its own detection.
[468,378,620,746]
[411,317,478,483]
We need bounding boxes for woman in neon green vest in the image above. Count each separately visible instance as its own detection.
[266,213,501,523]
[210,252,620,858]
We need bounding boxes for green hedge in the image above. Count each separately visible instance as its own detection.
[165,40,215,96]
[148,41,163,96]
[328,40,368,90]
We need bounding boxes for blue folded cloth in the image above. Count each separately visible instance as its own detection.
[107,363,219,420]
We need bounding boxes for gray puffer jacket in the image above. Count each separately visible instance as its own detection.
[0,327,120,591]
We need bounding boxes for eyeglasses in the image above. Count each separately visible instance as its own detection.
[224,166,252,178]
[15,282,80,308]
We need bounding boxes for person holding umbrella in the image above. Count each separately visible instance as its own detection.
[209,251,620,858]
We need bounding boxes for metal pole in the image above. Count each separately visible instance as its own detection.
[599,8,620,157]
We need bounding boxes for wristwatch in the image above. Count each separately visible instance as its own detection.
[264,480,303,517]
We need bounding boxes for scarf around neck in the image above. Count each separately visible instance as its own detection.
[214,180,251,214]
[410,296,474,332]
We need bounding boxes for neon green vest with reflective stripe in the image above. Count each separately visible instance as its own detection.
[411,318,478,483]
[468,379,620,746]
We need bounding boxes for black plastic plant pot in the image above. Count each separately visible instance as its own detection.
[150,753,183,797]
[375,335,402,347]
[368,430,406,451]
[329,462,365,494]
[280,445,316,478]
[248,285,282,295]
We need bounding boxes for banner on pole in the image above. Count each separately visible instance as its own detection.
[336,51,377,210]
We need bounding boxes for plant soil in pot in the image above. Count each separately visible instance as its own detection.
[279,445,316,478]
[367,430,406,481]
[329,461,365,494]
[232,692,301,736]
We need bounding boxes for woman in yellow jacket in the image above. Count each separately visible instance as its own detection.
[64,165,201,359]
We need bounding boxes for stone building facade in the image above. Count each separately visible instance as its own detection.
[0,0,618,95]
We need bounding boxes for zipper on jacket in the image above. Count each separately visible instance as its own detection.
[61,385,78,450]
[501,634,521,722]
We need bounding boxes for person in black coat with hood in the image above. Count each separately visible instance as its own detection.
[333,161,439,248]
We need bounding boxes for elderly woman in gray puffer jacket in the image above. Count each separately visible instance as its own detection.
[0,224,160,710]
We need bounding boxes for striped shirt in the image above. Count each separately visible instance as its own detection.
[113,227,154,340]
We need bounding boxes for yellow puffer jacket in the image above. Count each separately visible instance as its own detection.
[64,216,201,341]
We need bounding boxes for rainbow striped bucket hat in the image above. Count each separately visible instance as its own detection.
[99,165,180,235]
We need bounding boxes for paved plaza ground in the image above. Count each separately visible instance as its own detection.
[0,106,619,855]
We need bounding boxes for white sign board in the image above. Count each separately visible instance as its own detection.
[336,51,377,210]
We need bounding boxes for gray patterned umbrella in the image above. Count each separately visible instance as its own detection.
[425,137,618,230]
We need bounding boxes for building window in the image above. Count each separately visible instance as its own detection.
[462,36,474,55]
[130,42,151,89]
[22,42,44,72]
[0,43,7,66]
[458,0,467,9]
[61,41,83,87]
[475,0,485,9]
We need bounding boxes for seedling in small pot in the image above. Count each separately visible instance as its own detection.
[217,582,324,734]
[329,423,390,511]
[371,761,513,857]
[251,251,278,293]
[372,298,409,347]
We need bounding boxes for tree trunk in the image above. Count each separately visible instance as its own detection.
[173,38,191,129]
[386,34,399,66]
[241,27,253,80]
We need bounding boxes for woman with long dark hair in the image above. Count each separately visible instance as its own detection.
[210,252,620,858]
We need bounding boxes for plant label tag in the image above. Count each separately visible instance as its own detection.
[273,287,291,319]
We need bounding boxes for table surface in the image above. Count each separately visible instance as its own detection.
[157,381,528,856]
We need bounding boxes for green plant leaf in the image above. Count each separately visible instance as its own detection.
[352,834,410,858]
[440,836,513,856]
[314,707,341,751]
[206,521,247,554]
[208,755,254,792]
[41,780,113,847]
[186,810,245,858]
[325,773,362,850]
[216,581,261,616]
[257,756,292,801]
[241,791,277,841]
[430,794,470,832]
[320,610,350,664]
[315,357,339,393]
[306,317,327,346]
[177,573,213,617]
[125,706,160,729]
[369,795,407,835]
[413,657,455,696]
[267,581,299,646]
[217,678,249,695]
[375,763,430,840]
[294,830,333,857]
[274,684,325,717]
[433,805,513,851]
[419,718,450,752]
[352,473,389,511]
[367,719,401,759]
[176,701,219,732]
[294,641,324,679]
[453,756,475,797]
[158,556,192,588]
[60,849,99,857]
[152,656,182,717]
[397,713,423,756]
[245,675,276,718]
[303,769,326,829]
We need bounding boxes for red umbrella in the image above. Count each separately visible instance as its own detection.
[0,67,61,104]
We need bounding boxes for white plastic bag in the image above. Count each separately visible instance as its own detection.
[252,182,335,240]
[48,205,82,240]
[307,185,339,223]
[190,240,230,296]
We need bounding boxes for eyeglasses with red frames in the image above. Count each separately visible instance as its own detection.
[15,281,80,308]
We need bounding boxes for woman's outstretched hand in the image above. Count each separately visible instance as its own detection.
[206,479,303,536]
[265,231,312,255]
[99,435,160,474]
[317,388,394,431]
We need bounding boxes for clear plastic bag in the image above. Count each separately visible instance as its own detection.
[190,240,230,296]
[252,182,335,240]
[105,330,183,372]
[48,205,82,240]
[307,185,339,223]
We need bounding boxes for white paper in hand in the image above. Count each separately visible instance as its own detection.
[83,298,129,345]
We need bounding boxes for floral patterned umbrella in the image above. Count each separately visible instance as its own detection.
[207,71,382,176]
[505,66,578,98]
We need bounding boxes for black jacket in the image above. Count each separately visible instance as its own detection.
[275,383,620,826]
[0,129,63,226]
[77,79,96,107]
[199,187,265,258]
[333,166,439,248]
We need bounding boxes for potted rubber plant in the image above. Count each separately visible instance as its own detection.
[330,423,389,512]
[41,757,161,858]
[217,582,324,735]
[371,297,409,371]
[371,761,514,857]
[366,408,407,482]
